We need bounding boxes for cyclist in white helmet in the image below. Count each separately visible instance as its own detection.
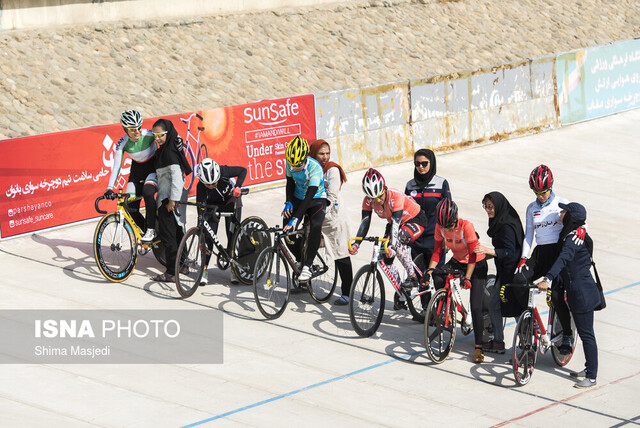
[105,109,158,243]
[196,158,247,284]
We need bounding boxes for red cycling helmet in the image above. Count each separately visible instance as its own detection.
[362,168,386,199]
[436,199,458,228]
[529,164,554,192]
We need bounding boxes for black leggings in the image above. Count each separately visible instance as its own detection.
[157,200,184,276]
[513,244,572,335]
[128,161,157,231]
[283,198,326,268]
[433,258,488,346]
[204,201,241,266]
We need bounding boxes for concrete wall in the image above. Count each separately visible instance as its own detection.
[0,0,356,30]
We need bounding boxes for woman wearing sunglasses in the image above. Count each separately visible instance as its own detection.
[512,164,574,354]
[404,149,451,271]
[104,109,158,244]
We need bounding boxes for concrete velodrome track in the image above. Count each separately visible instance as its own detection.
[1,109,639,427]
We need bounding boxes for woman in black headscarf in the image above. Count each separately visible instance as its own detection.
[404,149,451,270]
[537,202,601,389]
[475,191,525,354]
[151,118,191,282]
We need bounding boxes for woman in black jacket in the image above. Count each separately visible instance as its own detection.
[537,202,601,388]
[475,192,525,354]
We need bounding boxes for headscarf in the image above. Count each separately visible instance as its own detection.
[413,148,437,186]
[153,118,192,176]
[309,139,347,186]
[483,191,525,245]
[558,203,593,256]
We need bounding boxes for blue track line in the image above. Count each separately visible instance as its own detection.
[183,280,640,427]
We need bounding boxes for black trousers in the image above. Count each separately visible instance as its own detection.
[573,310,598,379]
[157,200,183,276]
[283,198,326,268]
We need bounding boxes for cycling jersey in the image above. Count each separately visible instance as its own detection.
[285,158,327,200]
[107,130,157,189]
[362,188,420,224]
[521,192,568,258]
[432,218,485,265]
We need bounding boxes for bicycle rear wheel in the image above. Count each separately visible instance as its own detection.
[307,243,337,303]
[151,239,166,266]
[551,312,577,367]
[93,213,137,282]
[512,310,538,386]
[406,288,427,323]
[230,216,271,285]
[349,265,385,337]
[253,247,290,320]
[424,289,456,363]
[175,227,205,298]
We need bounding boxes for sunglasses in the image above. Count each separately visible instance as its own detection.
[533,189,550,195]
[126,126,142,133]
[153,131,167,138]
[414,161,430,168]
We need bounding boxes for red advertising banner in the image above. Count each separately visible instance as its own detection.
[0,94,315,238]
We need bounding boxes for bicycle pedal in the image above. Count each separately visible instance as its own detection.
[138,247,150,255]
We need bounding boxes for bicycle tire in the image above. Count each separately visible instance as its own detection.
[349,265,385,337]
[512,310,538,386]
[406,288,427,323]
[93,212,137,282]
[551,313,578,367]
[230,216,271,285]
[151,239,167,267]
[307,243,337,303]
[424,289,457,363]
[175,227,205,298]
[253,247,289,320]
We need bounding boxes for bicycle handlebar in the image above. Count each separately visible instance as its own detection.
[500,282,552,304]
[94,192,140,214]
[348,236,389,254]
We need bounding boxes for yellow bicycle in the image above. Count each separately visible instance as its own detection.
[93,191,165,282]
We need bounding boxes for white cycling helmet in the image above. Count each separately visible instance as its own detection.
[362,168,386,199]
[120,110,143,128]
[198,158,221,185]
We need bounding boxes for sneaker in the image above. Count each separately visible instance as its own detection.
[570,369,586,379]
[334,295,349,306]
[141,228,156,243]
[473,348,484,363]
[574,378,597,389]
[559,335,574,355]
[298,266,311,282]
[482,340,506,354]
[230,269,239,284]
[401,276,419,290]
[200,269,208,286]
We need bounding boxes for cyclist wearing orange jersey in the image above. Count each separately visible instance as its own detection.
[350,168,428,291]
[425,199,488,363]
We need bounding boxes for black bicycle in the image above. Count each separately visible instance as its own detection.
[252,224,337,319]
[175,189,271,298]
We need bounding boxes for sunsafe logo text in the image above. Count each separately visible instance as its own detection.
[243,98,300,126]
[34,319,181,338]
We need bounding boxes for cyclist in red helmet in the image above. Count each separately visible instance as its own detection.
[424,198,488,363]
[351,168,429,293]
[513,164,574,354]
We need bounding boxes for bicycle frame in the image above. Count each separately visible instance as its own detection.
[433,271,470,329]
[180,113,206,192]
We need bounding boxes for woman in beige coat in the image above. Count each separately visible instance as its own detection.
[309,139,353,305]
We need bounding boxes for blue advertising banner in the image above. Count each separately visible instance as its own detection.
[557,39,640,124]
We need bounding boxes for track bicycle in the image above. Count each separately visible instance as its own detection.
[423,267,474,363]
[180,112,208,192]
[93,192,166,282]
[174,189,271,298]
[347,236,429,338]
[501,282,577,386]
[252,224,337,319]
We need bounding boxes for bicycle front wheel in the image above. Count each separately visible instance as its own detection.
[175,227,205,298]
[230,216,271,285]
[512,310,538,386]
[349,265,385,337]
[307,243,337,303]
[93,213,137,282]
[424,289,456,363]
[551,312,577,367]
[253,247,290,320]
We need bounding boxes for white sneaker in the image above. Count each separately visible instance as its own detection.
[230,269,239,284]
[141,228,156,243]
[298,266,311,282]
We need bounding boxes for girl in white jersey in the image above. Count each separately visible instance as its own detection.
[513,165,573,354]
